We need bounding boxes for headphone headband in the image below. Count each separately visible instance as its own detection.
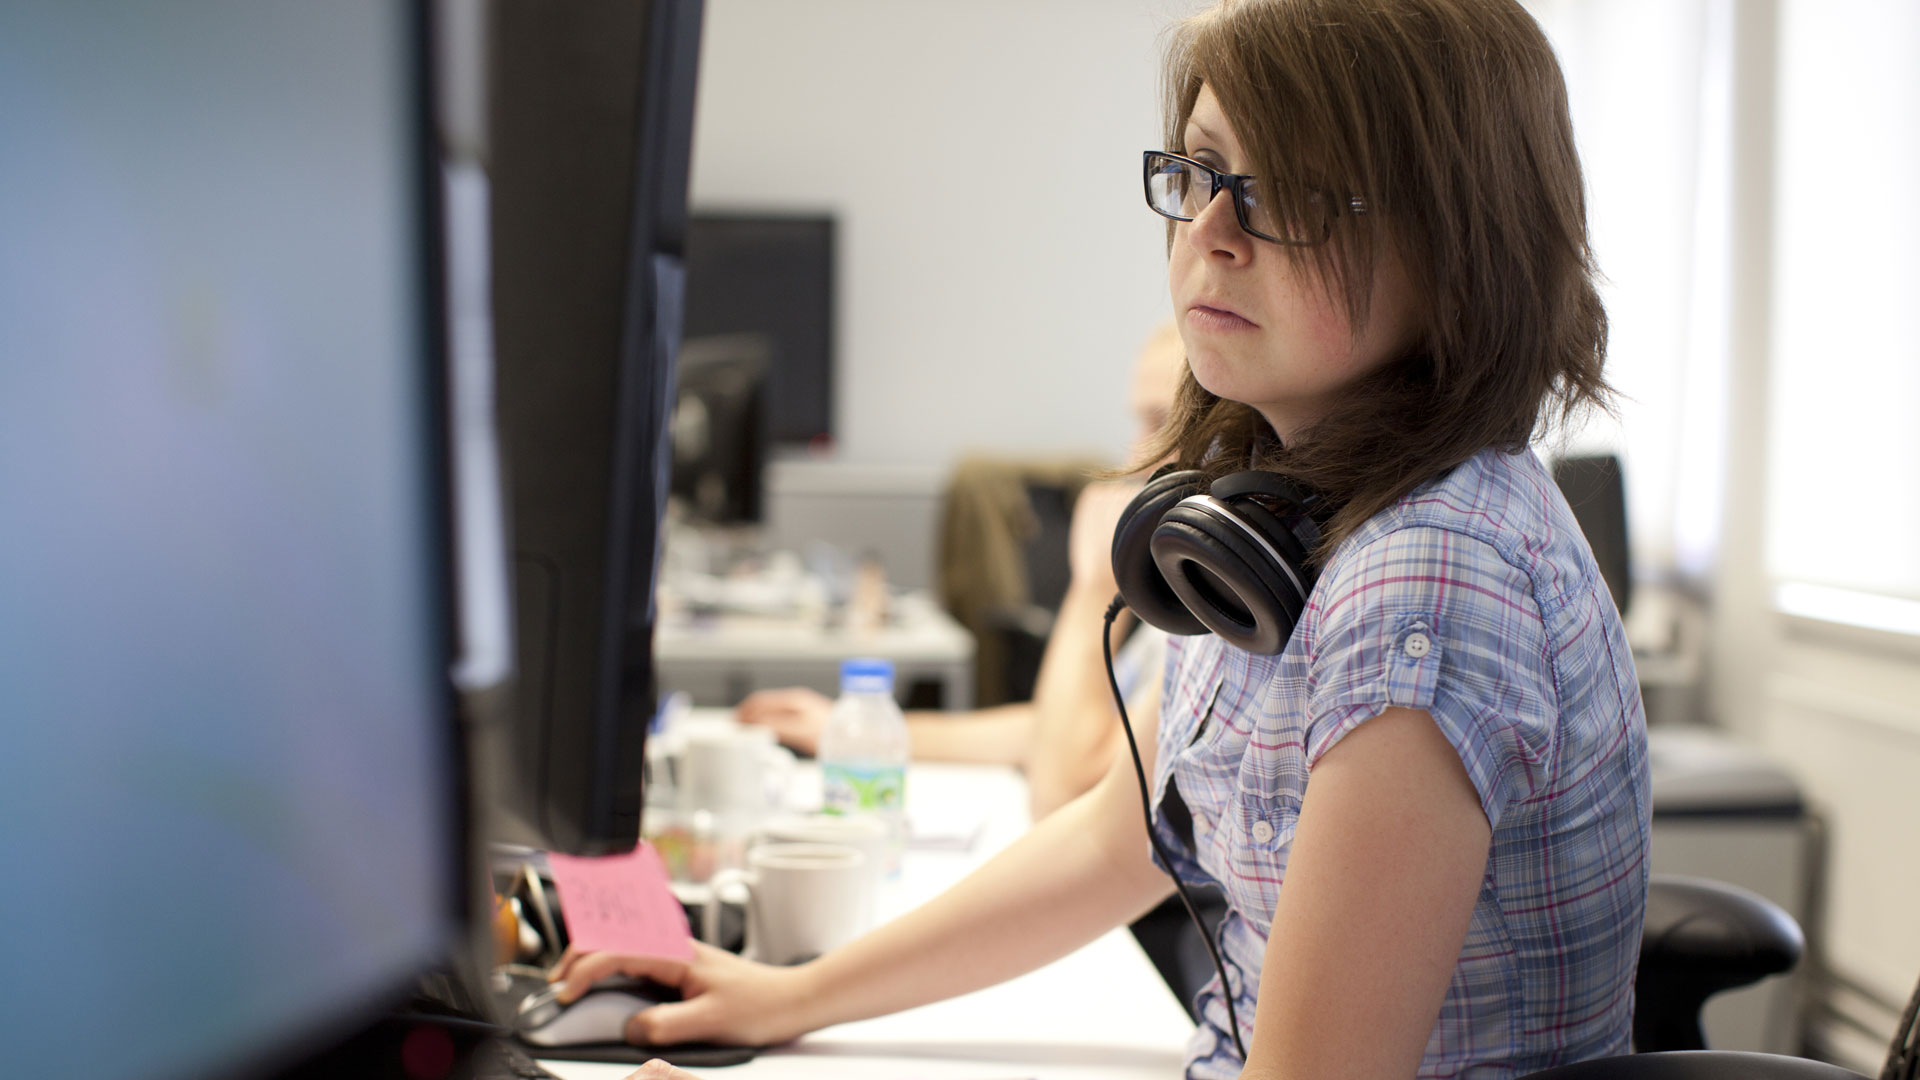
[1209,469,1317,514]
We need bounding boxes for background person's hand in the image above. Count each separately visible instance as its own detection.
[549,943,815,1048]
[733,686,831,755]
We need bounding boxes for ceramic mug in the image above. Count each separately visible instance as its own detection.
[757,812,890,891]
[676,722,794,818]
[702,842,872,965]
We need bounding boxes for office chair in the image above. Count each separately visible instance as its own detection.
[1521,1052,1866,1079]
[938,460,1094,705]
[1552,453,1632,618]
[1634,875,1806,1053]
[979,478,1077,701]
[1520,876,1892,1080]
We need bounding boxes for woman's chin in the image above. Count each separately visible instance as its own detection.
[1186,356,1264,410]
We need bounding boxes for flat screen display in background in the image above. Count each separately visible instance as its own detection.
[0,3,454,1076]
[682,214,835,448]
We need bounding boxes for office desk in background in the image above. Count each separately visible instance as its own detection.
[537,762,1196,1080]
[657,591,976,710]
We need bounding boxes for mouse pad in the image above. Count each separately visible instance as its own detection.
[517,1037,759,1068]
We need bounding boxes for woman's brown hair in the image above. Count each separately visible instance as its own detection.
[1139,0,1610,559]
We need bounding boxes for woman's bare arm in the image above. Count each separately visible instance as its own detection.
[559,737,1175,1048]
[784,742,1176,1034]
[1239,707,1491,1080]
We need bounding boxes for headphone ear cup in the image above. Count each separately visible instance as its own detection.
[1150,498,1310,656]
[1111,469,1211,635]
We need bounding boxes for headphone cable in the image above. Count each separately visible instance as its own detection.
[1103,595,1248,1062]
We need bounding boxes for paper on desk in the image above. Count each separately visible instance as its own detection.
[906,803,987,852]
[546,842,694,961]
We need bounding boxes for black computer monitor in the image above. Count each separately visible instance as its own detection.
[683,213,837,449]
[671,333,771,524]
[486,0,705,855]
[0,3,465,1077]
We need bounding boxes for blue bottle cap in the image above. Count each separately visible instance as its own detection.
[839,657,894,692]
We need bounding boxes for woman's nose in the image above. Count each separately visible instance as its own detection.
[1186,186,1251,261]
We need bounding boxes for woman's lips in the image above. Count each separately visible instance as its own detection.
[1187,303,1258,332]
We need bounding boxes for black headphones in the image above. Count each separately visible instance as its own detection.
[1110,464,1324,656]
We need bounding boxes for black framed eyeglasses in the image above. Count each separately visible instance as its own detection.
[1142,150,1364,247]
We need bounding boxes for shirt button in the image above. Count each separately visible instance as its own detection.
[1403,632,1432,659]
[1250,819,1275,844]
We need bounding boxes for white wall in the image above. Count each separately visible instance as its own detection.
[688,0,1196,468]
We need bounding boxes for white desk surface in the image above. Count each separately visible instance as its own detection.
[538,762,1196,1080]
[656,592,974,665]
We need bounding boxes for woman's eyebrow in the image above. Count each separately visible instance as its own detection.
[1185,118,1220,145]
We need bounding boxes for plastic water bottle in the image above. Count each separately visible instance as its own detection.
[819,658,909,873]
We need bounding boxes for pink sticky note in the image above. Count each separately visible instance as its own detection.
[546,842,695,961]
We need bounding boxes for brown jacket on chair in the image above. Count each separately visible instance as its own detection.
[937,456,1102,706]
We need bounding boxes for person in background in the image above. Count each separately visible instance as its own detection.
[738,321,1227,1022]
[735,321,1186,821]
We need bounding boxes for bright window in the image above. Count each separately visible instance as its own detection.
[1767,0,1920,603]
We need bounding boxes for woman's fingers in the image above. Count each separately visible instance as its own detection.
[622,1060,701,1080]
[736,687,829,753]
[739,688,826,723]
[554,950,692,1004]
[545,944,583,984]
[736,687,801,724]
[626,1000,713,1047]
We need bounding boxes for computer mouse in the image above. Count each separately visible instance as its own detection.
[515,977,672,1047]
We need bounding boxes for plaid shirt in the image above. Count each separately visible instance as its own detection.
[1150,448,1650,1079]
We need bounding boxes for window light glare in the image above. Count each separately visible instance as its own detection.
[1774,582,1920,638]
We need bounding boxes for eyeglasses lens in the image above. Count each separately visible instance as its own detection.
[1147,157,1203,219]
[1146,154,1325,245]
[1238,184,1286,242]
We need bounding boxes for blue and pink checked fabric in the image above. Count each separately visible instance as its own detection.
[1150,447,1650,1079]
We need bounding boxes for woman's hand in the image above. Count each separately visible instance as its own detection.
[733,687,831,755]
[549,942,817,1048]
[621,1061,702,1080]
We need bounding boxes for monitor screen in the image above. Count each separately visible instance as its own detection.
[683,214,836,448]
[671,333,770,524]
[0,3,458,1077]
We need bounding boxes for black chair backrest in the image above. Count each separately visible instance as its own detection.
[1522,1050,1865,1080]
[1552,453,1632,617]
[1021,479,1077,614]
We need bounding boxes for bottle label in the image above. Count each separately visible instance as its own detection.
[821,762,905,816]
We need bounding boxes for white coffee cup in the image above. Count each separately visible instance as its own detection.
[757,813,889,891]
[677,722,794,819]
[703,842,872,966]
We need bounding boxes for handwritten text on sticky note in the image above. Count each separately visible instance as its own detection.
[546,842,694,961]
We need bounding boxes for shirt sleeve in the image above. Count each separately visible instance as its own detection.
[1301,525,1558,831]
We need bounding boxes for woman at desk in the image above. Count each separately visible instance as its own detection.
[559,1,1650,1077]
